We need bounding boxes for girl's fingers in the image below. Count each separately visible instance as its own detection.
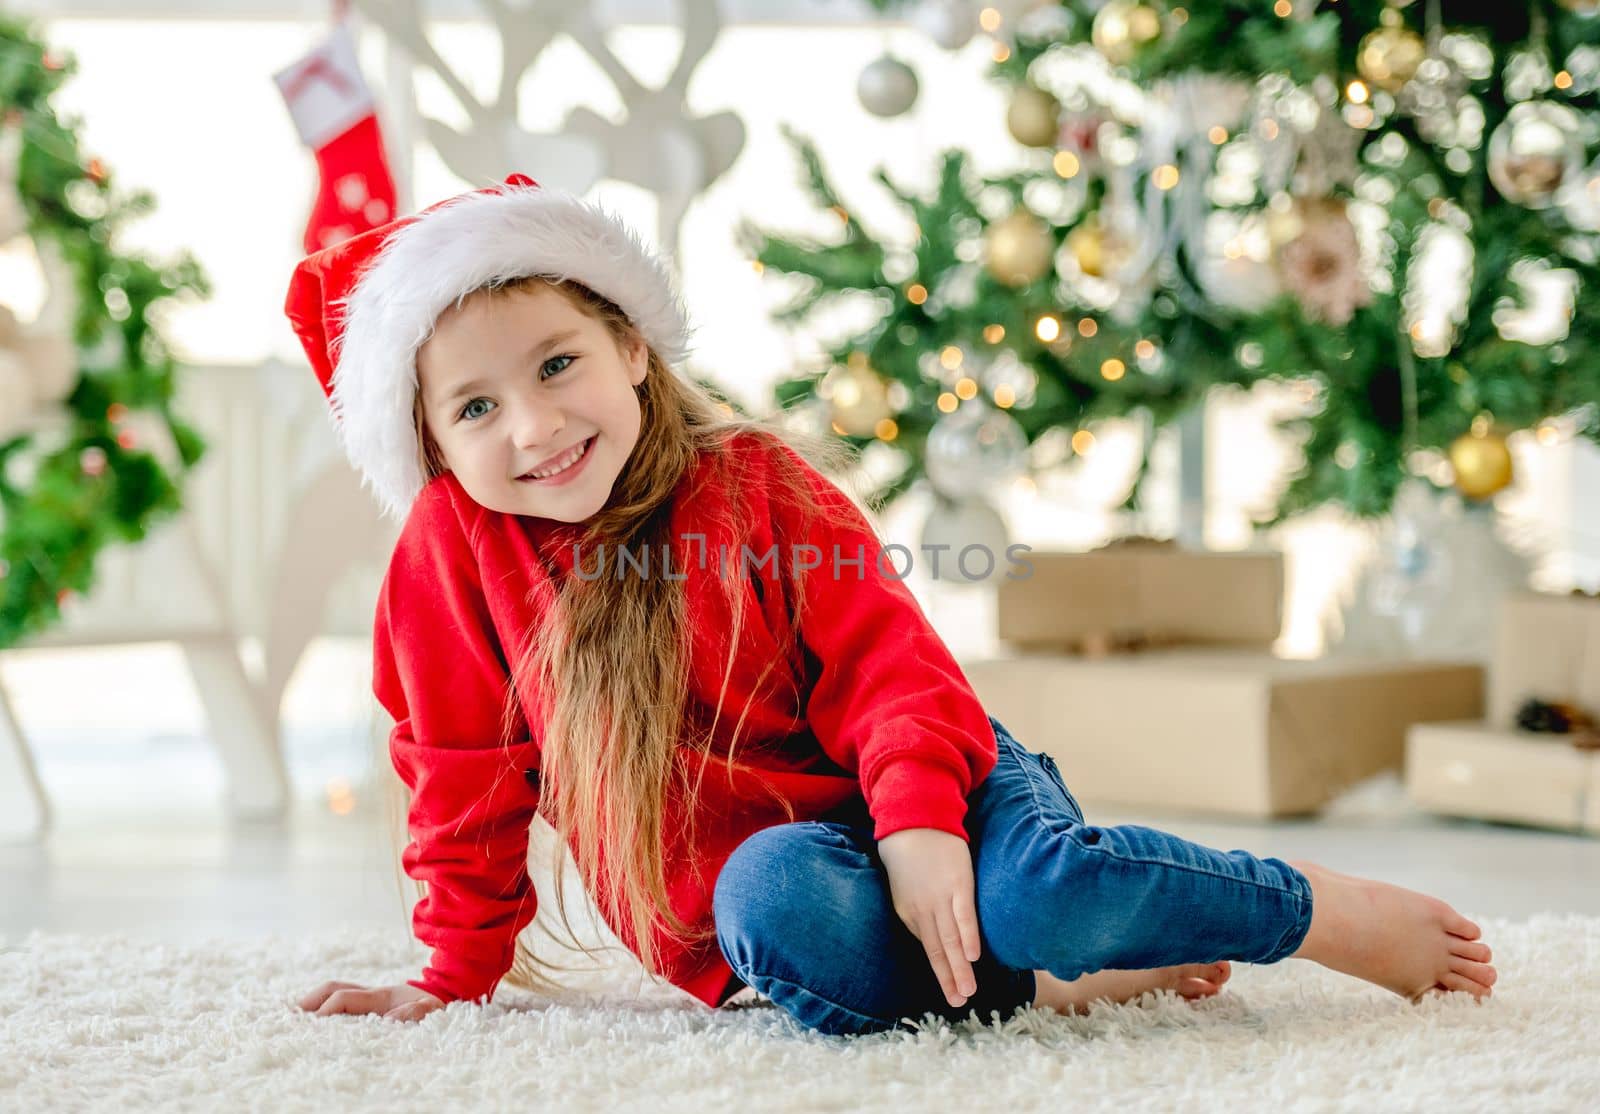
[952,888,982,965]
[298,981,366,1011]
[933,906,976,1004]
[384,1001,428,1022]
[315,988,387,1017]
[919,915,959,1006]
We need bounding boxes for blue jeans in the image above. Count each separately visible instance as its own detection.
[712,715,1314,1037]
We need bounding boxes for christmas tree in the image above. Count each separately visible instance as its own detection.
[745,0,1600,522]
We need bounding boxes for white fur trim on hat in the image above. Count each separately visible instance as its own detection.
[329,183,694,520]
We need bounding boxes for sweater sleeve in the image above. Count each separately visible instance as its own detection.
[764,440,997,843]
[373,478,542,1005]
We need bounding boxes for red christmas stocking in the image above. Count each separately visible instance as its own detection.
[275,20,398,254]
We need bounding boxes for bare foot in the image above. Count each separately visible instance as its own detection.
[1032,961,1232,1015]
[1285,859,1497,1002]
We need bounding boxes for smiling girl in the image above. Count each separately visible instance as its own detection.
[283,174,1494,1037]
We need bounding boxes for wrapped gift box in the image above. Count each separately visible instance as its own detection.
[1406,722,1600,834]
[1403,593,1600,834]
[961,649,1483,818]
[1485,593,1600,726]
[997,547,1284,651]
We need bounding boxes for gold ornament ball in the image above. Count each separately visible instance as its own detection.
[1066,219,1106,278]
[1357,21,1426,93]
[1065,216,1133,279]
[984,208,1055,288]
[1007,85,1061,149]
[1092,0,1163,67]
[1557,0,1600,13]
[1448,428,1514,500]
[823,360,893,438]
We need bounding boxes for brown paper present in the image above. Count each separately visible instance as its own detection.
[997,546,1284,652]
[1406,721,1600,834]
[1401,593,1600,834]
[1487,593,1600,728]
[960,649,1483,818]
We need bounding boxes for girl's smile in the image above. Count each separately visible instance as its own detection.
[516,434,597,485]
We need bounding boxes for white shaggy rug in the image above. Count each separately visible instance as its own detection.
[5,915,1599,1113]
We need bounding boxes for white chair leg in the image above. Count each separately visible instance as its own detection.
[181,635,288,819]
[0,675,49,842]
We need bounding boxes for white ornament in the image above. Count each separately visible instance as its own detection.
[913,0,979,50]
[1329,480,1533,662]
[1487,100,1584,210]
[919,494,1011,586]
[925,403,1029,499]
[858,54,920,118]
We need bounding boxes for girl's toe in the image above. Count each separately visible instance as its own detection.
[1438,970,1492,999]
[1448,957,1496,987]
[1177,977,1221,1000]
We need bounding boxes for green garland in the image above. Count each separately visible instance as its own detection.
[0,14,208,649]
[753,0,1600,521]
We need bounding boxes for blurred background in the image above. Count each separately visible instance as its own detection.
[1,1,1597,945]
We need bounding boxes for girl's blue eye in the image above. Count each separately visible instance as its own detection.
[456,356,574,422]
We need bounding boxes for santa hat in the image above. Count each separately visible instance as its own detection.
[284,172,693,520]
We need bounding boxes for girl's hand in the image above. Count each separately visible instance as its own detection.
[298,980,446,1022]
[877,827,982,1009]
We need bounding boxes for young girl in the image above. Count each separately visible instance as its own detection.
[285,174,1495,1037]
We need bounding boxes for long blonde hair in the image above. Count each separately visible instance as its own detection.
[399,275,870,998]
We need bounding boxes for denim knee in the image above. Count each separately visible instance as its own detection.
[714,823,855,972]
[712,825,786,972]
[977,823,1112,975]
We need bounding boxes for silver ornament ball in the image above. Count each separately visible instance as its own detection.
[858,55,920,118]
[913,0,978,50]
[919,494,1012,586]
[924,403,1029,500]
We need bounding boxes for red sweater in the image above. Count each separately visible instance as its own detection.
[374,431,998,1008]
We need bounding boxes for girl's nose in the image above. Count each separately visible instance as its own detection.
[508,397,564,448]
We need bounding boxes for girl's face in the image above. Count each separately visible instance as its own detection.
[415,284,648,521]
